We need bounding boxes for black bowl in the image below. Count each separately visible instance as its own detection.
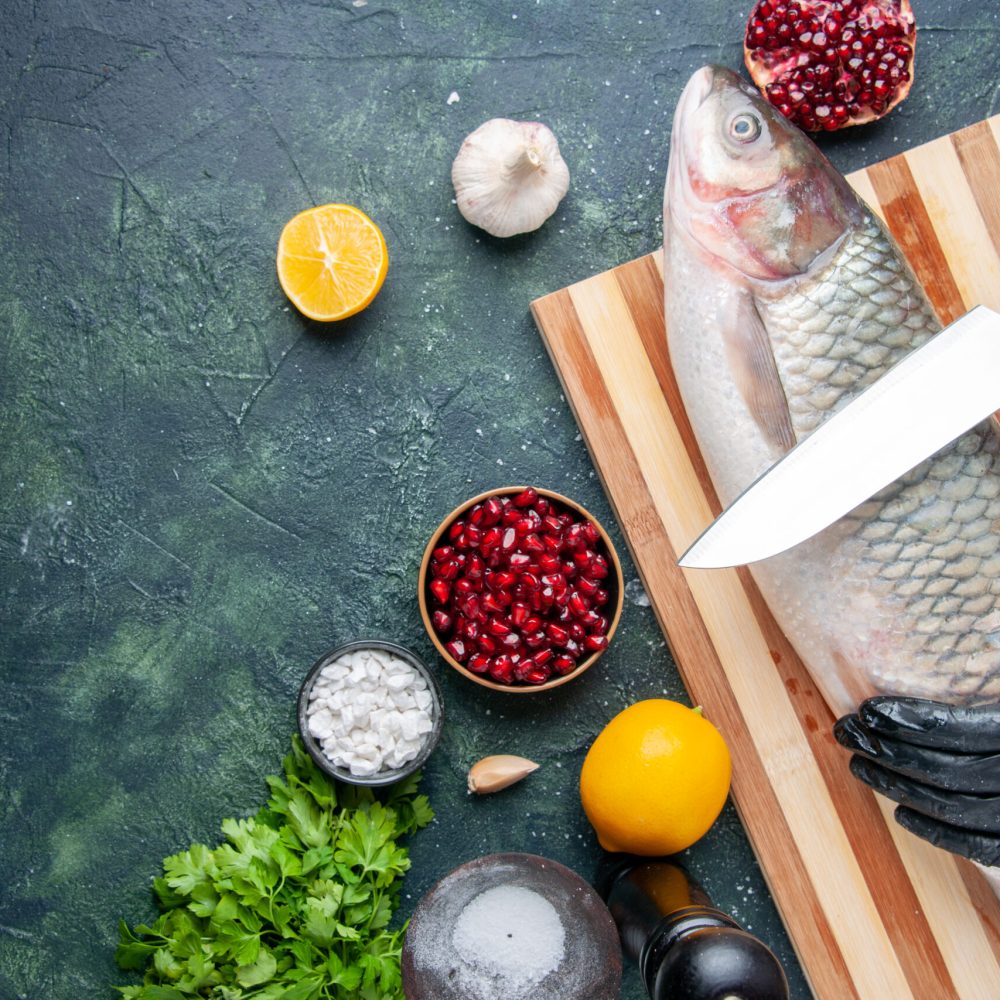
[296,639,444,787]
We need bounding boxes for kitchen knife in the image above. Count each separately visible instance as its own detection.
[678,305,1000,570]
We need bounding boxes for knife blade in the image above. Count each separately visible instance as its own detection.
[678,305,1000,570]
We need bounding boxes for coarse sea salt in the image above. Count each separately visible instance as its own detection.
[306,648,434,777]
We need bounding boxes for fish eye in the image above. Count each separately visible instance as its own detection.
[729,113,762,144]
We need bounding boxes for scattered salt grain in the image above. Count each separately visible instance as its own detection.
[625,578,651,607]
[307,649,434,777]
[447,91,460,105]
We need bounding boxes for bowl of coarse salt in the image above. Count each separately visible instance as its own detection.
[297,639,443,787]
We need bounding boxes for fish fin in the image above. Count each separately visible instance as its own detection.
[722,295,796,453]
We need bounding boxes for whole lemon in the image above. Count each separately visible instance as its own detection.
[580,699,731,855]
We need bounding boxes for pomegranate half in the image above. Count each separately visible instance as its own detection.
[744,0,916,131]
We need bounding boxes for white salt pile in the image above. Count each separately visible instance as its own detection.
[451,886,565,998]
[306,647,434,777]
[403,854,622,1000]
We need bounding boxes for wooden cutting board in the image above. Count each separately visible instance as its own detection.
[531,116,1000,1000]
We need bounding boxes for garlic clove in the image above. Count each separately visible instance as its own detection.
[451,118,570,238]
[467,754,540,794]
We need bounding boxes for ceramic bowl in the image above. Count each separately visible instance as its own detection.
[418,486,624,694]
[297,639,443,787]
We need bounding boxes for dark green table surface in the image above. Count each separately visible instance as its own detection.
[2,2,996,997]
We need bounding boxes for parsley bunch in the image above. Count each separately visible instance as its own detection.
[115,737,433,999]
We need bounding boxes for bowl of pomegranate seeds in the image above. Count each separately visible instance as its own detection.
[419,486,624,692]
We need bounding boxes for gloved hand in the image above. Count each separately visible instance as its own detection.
[834,697,1000,867]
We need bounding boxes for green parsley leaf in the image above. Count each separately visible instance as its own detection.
[114,736,433,999]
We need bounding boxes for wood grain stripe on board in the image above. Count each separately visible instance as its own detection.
[904,133,1000,313]
[609,255,955,999]
[531,287,860,1000]
[614,254,718,507]
[845,167,885,224]
[866,153,966,324]
[952,120,1000,267]
[565,274,914,998]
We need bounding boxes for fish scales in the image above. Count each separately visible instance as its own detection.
[664,66,1000,716]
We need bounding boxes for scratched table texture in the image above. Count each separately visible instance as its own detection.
[1,2,998,998]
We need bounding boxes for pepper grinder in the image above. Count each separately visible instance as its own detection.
[598,857,789,1000]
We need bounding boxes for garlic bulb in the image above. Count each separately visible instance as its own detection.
[452,119,570,238]
[467,754,539,794]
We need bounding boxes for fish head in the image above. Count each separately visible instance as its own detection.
[666,65,865,281]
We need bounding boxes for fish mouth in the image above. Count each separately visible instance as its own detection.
[666,67,717,237]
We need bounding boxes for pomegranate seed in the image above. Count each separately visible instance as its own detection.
[465,525,482,547]
[594,588,609,606]
[577,576,598,596]
[569,591,590,617]
[432,610,453,633]
[554,589,571,609]
[435,559,460,580]
[538,553,561,574]
[489,570,516,590]
[482,496,504,525]
[535,497,550,516]
[433,545,454,562]
[541,573,568,593]
[522,533,545,554]
[487,617,511,637]
[480,526,502,553]
[546,623,569,645]
[539,586,556,610]
[481,592,505,615]
[583,634,609,653]
[468,504,485,526]
[524,630,547,650]
[509,552,531,570]
[566,523,588,550]
[494,588,513,608]
[464,619,480,640]
[569,622,586,642]
[501,631,522,650]
[502,506,521,526]
[455,577,479,597]
[564,639,581,657]
[542,515,564,535]
[446,638,467,661]
[523,614,543,633]
[465,555,485,580]
[467,652,490,674]
[552,655,576,676]
[542,533,563,554]
[448,520,465,542]
[513,487,538,508]
[590,615,609,636]
[523,666,551,685]
[429,579,451,604]
[510,602,530,627]
[590,555,609,579]
[460,594,481,619]
[477,635,497,654]
[489,655,515,683]
[532,647,554,666]
[519,571,540,590]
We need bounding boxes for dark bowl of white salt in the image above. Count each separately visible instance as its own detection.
[401,852,622,1000]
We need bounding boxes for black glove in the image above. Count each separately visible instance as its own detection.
[834,697,1000,867]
